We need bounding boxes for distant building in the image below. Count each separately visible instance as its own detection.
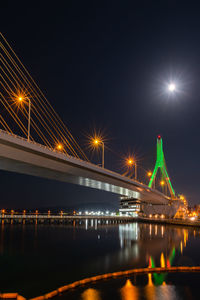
[119,196,183,219]
[119,197,140,217]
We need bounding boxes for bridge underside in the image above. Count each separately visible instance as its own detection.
[0,130,170,205]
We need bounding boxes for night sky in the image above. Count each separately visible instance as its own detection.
[0,1,200,209]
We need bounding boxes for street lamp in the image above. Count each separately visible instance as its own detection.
[93,138,105,168]
[127,158,137,180]
[18,95,31,142]
[56,143,63,151]
[160,180,167,195]
[147,171,152,177]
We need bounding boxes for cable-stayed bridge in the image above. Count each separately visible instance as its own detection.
[0,34,183,216]
[0,128,169,204]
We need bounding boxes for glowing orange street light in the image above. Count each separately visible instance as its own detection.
[17,95,31,142]
[92,138,104,168]
[57,143,63,151]
[127,158,137,180]
[147,171,152,177]
[127,158,133,166]
[160,180,165,186]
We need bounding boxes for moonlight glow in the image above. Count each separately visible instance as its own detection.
[168,83,176,92]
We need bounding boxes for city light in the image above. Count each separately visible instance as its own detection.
[147,171,152,177]
[160,180,165,186]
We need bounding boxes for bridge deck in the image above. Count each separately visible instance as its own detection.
[0,130,169,204]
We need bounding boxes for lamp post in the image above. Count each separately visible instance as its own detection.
[18,96,31,142]
[127,158,137,180]
[93,139,105,168]
[147,171,152,185]
[147,171,152,177]
[160,180,167,194]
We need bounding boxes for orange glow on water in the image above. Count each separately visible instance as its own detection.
[180,241,183,254]
[121,279,138,300]
[81,288,101,300]
[160,253,165,268]
[147,273,153,287]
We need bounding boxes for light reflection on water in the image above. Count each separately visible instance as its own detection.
[120,279,139,300]
[81,288,101,300]
[72,275,190,300]
[0,219,200,298]
[118,222,186,270]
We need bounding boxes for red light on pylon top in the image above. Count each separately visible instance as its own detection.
[157,135,161,139]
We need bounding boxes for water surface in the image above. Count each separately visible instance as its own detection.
[0,220,200,298]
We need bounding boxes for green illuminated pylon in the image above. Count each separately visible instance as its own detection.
[148,136,175,199]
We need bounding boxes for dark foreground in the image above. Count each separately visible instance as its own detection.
[54,272,200,300]
[1,220,200,299]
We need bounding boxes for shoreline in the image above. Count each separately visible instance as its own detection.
[0,214,199,228]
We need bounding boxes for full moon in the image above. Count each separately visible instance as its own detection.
[168,83,176,92]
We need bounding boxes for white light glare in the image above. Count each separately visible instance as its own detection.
[168,83,176,92]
